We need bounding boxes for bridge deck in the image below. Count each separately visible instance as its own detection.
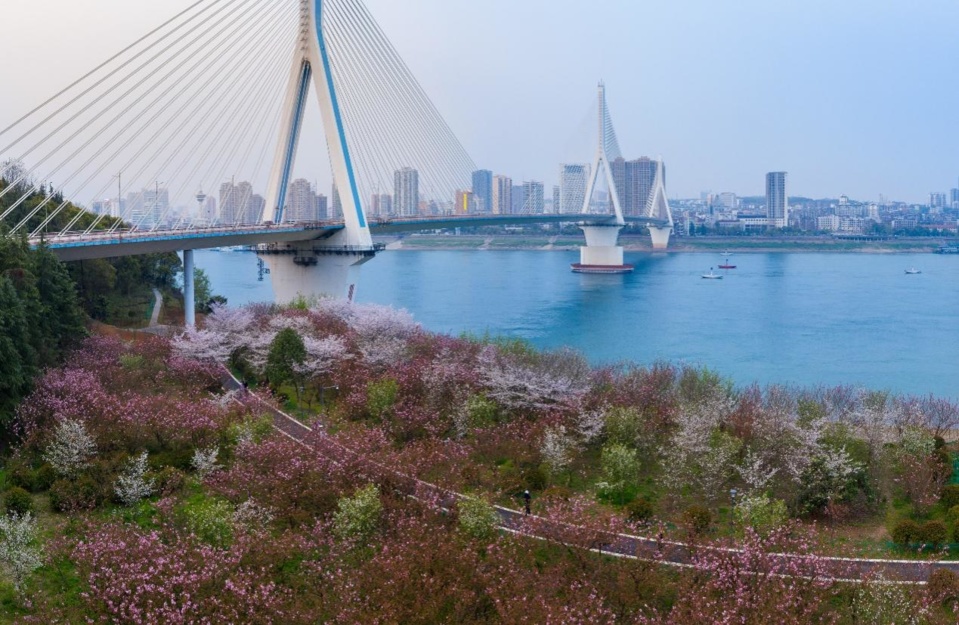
[31,214,669,261]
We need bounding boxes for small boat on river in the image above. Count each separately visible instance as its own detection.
[702,267,723,279]
[905,268,922,275]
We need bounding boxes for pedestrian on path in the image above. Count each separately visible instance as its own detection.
[523,490,531,515]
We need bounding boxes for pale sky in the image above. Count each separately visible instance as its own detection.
[2,0,958,203]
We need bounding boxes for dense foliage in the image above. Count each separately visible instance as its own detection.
[1,303,958,621]
[0,234,86,431]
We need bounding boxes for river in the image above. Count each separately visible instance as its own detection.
[193,248,959,398]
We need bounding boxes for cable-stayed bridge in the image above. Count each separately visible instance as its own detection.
[0,0,671,321]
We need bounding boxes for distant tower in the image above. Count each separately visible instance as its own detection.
[559,164,589,213]
[492,175,511,215]
[766,172,788,227]
[522,181,545,214]
[394,167,419,216]
[471,169,492,213]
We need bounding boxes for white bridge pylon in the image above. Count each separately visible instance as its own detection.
[264,0,369,249]
[581,82,625,226]
[258,0,373,303]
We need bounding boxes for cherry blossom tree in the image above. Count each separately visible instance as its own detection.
[43,418,96,478]
[115,452,155,506]
[0,512,43,594]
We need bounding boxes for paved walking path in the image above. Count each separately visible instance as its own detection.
[220,369,959,584]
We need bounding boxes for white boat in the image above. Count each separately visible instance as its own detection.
[702,267,723,280]
[905,268,922,275]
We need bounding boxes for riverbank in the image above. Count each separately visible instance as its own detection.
[378,234,953,254]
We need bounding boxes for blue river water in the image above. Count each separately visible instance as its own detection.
[193,249,959,398]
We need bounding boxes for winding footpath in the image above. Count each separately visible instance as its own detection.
[220,370,959,584]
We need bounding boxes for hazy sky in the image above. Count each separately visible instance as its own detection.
[3,0,958,202]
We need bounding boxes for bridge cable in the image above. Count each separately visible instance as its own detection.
[26,0,284,236]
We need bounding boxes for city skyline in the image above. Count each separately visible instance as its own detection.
[2,1,957,205]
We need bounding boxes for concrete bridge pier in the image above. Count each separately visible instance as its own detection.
[572,224,633,274]
[257,236,377,304]
[648,226,672,250]
[183,249,195,328]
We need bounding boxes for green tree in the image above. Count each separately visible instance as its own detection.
[0,277,31,422]
[333,484,382,541]
[193,268,213,313]
[265,328,306,391]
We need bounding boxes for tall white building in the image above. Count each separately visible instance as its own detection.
[765,172,788,228]
[393,167,419,216]
[522,181,545,214]
[559,163,589,213]
[492,175,511,215]
[285,178,316,222]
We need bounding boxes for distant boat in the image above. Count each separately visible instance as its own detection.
[718,252,736,269]
[702,267,723,280]
[905,268,922,275]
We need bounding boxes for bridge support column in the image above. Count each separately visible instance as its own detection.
[572,225,633,274]
[183,249,195,328]
[648,226,672,250]
[257,235,377,304]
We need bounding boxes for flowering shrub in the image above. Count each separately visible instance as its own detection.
[0,512,43,593]
[190,445,221,479]
[114,452,154,506]
[43,419,97,477]
[333,484,382,541]
[457,496,499,540]
[734,494,789,536]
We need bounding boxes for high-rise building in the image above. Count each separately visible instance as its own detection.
[492,175,511,215]
[454,190,474,215]
[127,187,168,227]
[610,157,626,211]
[286,178,315,222]
[930,192,947,209]
[247,193,265,224]
[950,188,959,209]
[471,169,492,214]
[559,163,590,213]
[218,181,258,225]
[766,171,788,227]
[522,181,544,214]
[394,167,419,216]
[369,193,391,218]
[551,185,560,215]
[315,193,328,219]
[511,184,524,214]
[201,196,217,223]
[331,184,342,218]
[606,157,659,215]
[717,192,738,211]
[218,182,236,225]
[624,158,658,216]
[234,182,254,224]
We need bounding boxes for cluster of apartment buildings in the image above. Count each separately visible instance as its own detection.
[671,173,959,236]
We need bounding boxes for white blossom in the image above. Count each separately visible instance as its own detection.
[477,346,589,413]
[233,499,274,532]
[540,425,576,475]
[191,445,221,479]
[576,407,606,445]
[0,512,43,593]
[737,449,779,493]
[114,452,155,506]
[43,419,97,478]
[294,334,348,379]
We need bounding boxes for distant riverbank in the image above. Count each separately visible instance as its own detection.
[377,234,952,254]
